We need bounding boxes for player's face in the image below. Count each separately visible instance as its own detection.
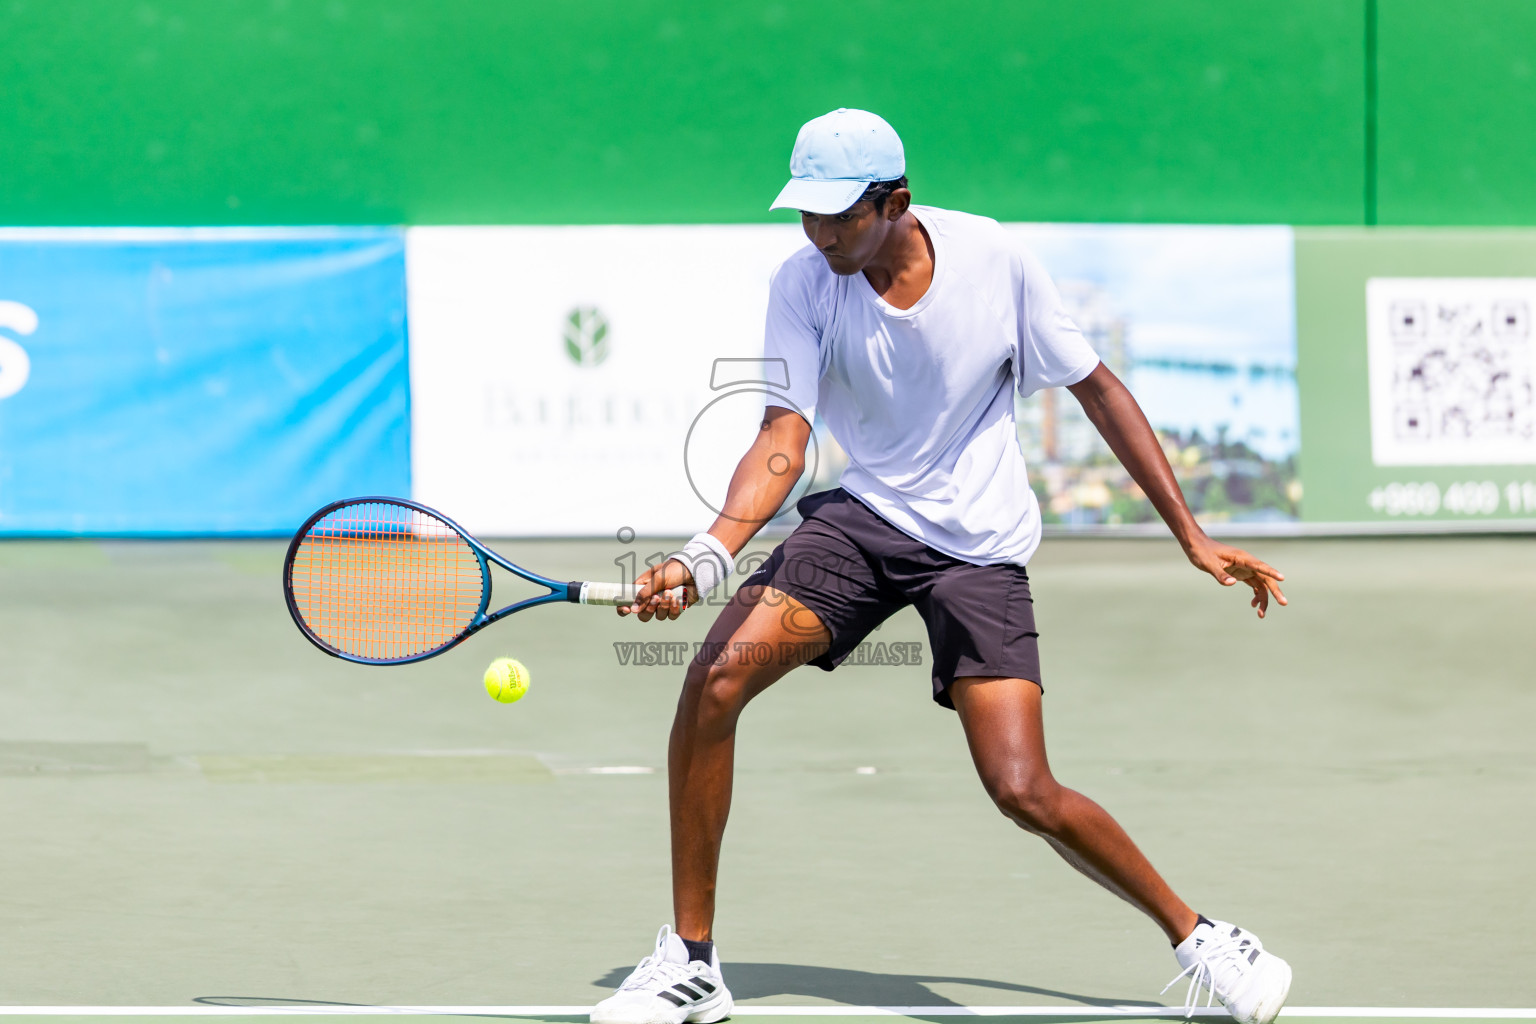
[800,201,892,275]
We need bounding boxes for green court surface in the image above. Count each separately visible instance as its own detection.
[1,536,1533,1016]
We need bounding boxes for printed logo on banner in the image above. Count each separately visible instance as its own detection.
[1366,278,1536,466]
[563,306,611,367]
[0,300,38,400]
[681,357,819,519]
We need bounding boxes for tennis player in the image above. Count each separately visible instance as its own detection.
[592,108,1292,1024]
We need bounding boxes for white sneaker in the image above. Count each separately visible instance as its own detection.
[1164,919,1292,1024]
[590,925,734,1024]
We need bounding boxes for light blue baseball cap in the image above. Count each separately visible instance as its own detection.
[770,108,906,214]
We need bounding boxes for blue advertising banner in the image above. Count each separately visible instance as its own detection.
[0,229,409,533]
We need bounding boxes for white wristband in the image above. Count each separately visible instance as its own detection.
[674,531,735,601]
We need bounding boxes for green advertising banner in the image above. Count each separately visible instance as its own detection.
[1295,229,1536,529]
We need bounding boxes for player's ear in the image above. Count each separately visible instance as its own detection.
[883,188,911,220]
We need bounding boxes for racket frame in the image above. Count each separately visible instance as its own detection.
[283,495,585,666]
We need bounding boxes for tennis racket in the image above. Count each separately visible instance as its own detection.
[283,496,684,665]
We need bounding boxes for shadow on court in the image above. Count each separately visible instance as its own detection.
[593,962,1160,1009]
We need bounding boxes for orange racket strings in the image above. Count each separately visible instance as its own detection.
[288,502,486,661]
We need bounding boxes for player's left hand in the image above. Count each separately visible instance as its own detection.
[1183,534,1287,619]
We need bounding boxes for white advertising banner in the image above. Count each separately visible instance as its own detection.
[406,225,809,536]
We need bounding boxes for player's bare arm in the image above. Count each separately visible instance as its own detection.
[620,407,811,622]
[1067,362,1287,617]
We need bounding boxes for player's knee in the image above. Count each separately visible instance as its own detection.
[987,773,1064,836]
[690,657,755,727]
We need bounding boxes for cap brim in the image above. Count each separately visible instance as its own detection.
[769,178,869,214]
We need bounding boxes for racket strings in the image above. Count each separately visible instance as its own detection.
[288,502,486,661]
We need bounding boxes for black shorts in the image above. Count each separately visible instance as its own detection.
[742,488,1042,709]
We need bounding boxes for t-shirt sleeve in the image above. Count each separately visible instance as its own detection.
[1013,246,1101,398]
[761,259,823,422]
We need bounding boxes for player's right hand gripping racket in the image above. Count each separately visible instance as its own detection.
[283,496,683,665]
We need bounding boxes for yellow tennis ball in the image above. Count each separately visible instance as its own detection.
[483,657,531,704]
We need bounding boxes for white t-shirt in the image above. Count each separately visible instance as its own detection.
[762,205,1100,566]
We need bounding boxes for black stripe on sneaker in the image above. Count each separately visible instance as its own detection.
[690,978,716,993]
[657,992,687,1007]
[672,983,703,1000]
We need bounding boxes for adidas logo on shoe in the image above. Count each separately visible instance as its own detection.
[591,925,734,1024]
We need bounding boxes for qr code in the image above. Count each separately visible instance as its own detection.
[1367,278,1536,466]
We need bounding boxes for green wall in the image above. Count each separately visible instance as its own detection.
[1375,0,1536,226]
[0,1,1530,226]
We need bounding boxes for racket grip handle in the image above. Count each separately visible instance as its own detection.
[578,581,688,606]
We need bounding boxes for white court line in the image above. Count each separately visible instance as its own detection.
[0,1009,1532,1019]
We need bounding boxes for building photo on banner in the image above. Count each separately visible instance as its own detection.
[1008,224,1299,530]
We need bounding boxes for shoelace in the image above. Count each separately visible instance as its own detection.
[618,927,702,993]
[1161,930,1263,1017]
